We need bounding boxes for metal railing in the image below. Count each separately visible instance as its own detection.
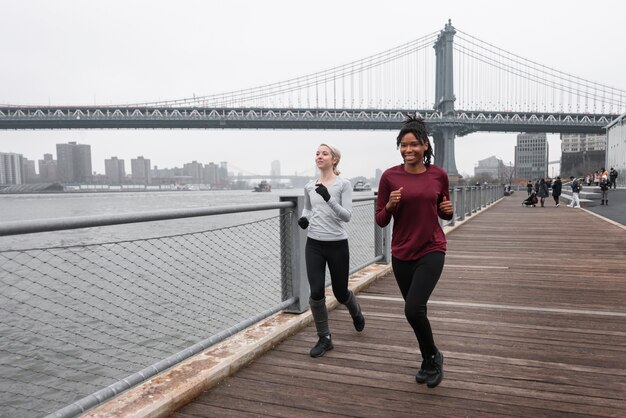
[445,185,500,226]
[0,195,389,418]
[0,188,499,417]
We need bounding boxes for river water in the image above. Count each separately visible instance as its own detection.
[0,189,378,417]
[0,189,301,250]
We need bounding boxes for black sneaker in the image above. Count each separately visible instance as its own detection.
[310,335,333,357]
[415,359,428,384]
[425,351,444,388]
[352,312,365,332]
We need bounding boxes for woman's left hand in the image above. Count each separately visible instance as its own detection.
[439,196,453,215]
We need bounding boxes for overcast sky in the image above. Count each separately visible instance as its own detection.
[1,0,625,180]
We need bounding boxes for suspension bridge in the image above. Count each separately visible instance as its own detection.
[1,20,624,176]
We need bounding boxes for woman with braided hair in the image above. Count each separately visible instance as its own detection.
[297,143,365,358]
[375,115,453,388]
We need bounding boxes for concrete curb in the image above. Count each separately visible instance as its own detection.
[81,262,392,418]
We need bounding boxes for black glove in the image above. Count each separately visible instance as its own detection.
[297,216,309,229]
[315,184,331,202]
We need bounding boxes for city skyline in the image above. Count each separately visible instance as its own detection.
[1,131,565,181]
[1,142,333,181]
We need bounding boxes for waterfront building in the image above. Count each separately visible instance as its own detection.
[151,166,191,186]
[560,133,606,176]
[183,161,204,184]
[0,152,25,185]
[131,156,151,185]
[23,159,38,183]
[474,155,504,182]
[56,141,92,184]
[606,111,626,186]
[105,157,126,185]
[203,162,219,186]
[38,153,57,182]
[514,133,548,180]
[219,162,228,183]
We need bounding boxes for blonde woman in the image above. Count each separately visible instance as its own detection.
[298,143,364,357]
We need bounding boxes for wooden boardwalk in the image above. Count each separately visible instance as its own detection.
[172,196,626,418]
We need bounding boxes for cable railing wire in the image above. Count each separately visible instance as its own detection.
[1,198,385,418]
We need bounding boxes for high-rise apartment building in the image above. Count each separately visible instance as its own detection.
[56,141,92,184]
[105,156,126,185]
[203,162,219,186]
[0,152,25,185]
[514,133,548,180]
[131,156,151,185]
[561,133,606,152]
[183,161,203,184]
[560,133,606,176]
[38,153,57,182]
[23,159,38,183]
[219,162,229,186]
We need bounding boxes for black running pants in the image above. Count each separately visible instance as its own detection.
[392,251,445,359]
[305,237,350,303]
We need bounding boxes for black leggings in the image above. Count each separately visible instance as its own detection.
[392,251,445,359]
[305,238,350,302]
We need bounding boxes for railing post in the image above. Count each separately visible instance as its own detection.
[375,222,391,264]
[448,187,457,226]
[279,196,310,313]
[373,193,391,264]
[459,187,466,221]
[480,185,485,208]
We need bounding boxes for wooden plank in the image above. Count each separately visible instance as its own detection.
[172,197,626,417]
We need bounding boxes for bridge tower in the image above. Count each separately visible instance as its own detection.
[432,20,460,177]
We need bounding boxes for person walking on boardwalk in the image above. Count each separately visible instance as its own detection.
[609,167,618,189]
[551,176,562,207]
[526,180,533,196]
[375,115,453,389]
[537,178,549,207]
[600,174,610,205]
[567,176,581,208]
[297,143,365,358]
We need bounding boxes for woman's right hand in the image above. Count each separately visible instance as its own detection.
[386,187,403,212]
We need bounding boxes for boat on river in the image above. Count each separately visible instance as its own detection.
[253,180,271,192]
[353,181,371,192]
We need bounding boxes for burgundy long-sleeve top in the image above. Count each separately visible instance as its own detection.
[375,164,452,261]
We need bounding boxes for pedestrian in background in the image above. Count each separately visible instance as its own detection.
[552,176,562,207]
[537,178,549,207]
[609,168,618,189]
[526,180,533,196]
[298,143,365,358]
[567,176,581,208]
[375,115,453,388]
[600,175,610,205]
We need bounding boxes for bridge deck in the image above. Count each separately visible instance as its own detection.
[173,196,626,417]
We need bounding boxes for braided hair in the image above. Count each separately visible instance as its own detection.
[396,114,433,167]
